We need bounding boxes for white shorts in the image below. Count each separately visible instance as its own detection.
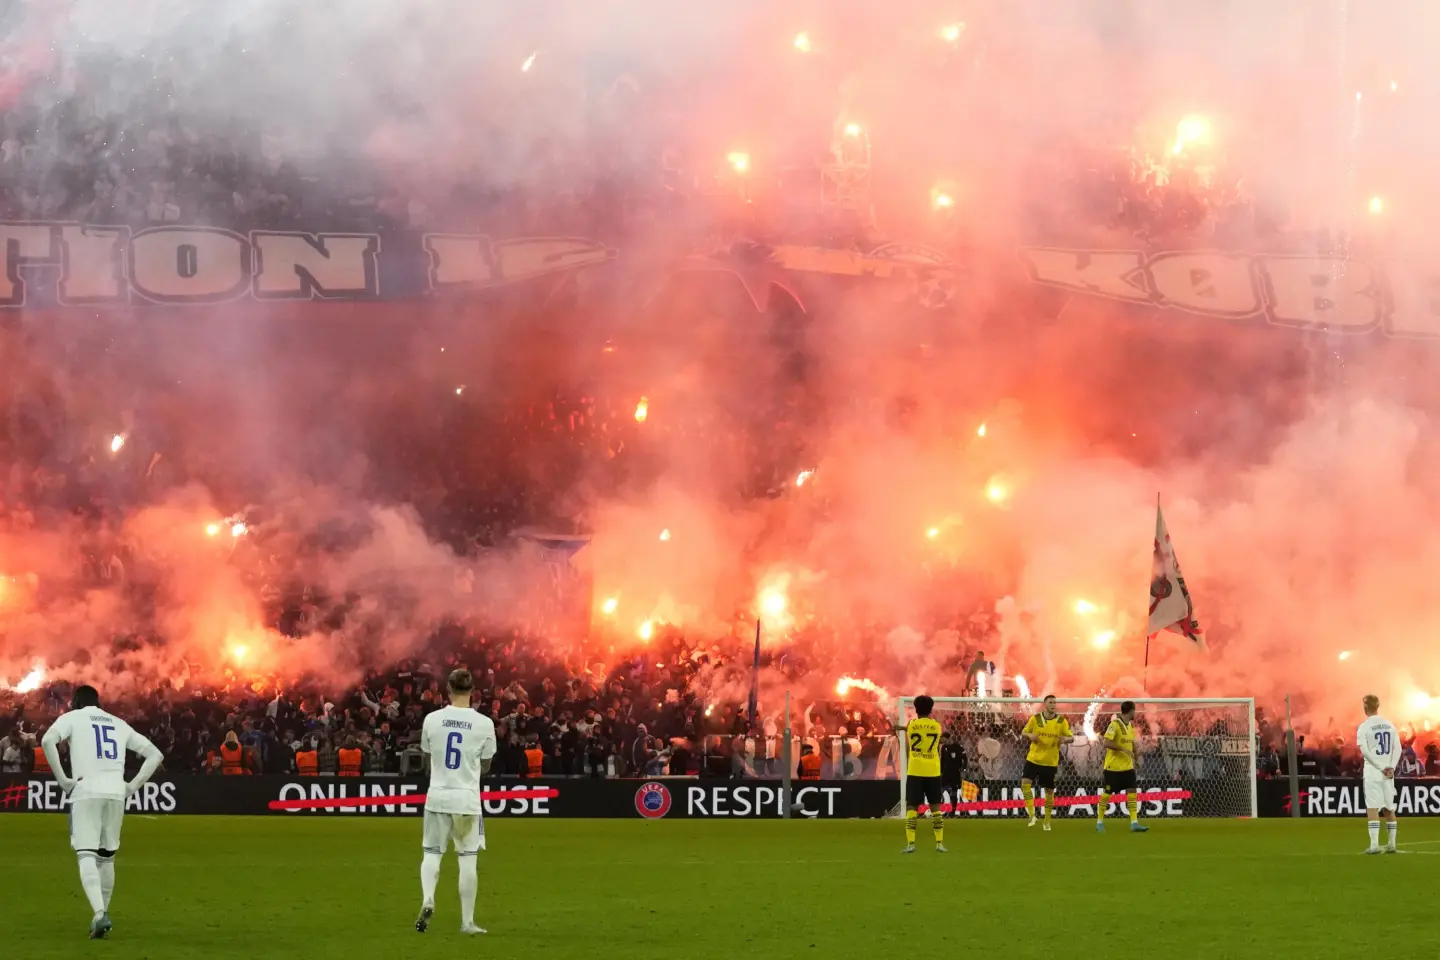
[70,797,125,853]
[422,811,485,855]
[1363,771,1397,812]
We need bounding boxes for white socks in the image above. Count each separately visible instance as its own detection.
[1367,821,1380,848]
[77,855,105,916]
[458,855,478,926]
[1386,821,1398,849]
[420,851,442,906]
[99,859,115,910]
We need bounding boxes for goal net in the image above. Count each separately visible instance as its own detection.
[895,697,1256,819]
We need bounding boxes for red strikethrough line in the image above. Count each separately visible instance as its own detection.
[268,787,560,811]
[919,789,1191,814]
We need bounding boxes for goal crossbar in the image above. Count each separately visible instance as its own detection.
[895,695,1258,820]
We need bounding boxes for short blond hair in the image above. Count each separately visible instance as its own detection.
[1363,694,1380,714]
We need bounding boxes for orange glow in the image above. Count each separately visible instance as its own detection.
[109,434,126,454]
[1074,599,1099,616]
[601,597,618,616]
[1091,630,1116,649]
[985,478,1009,504]
[638,620,655,641]
[1369,195,1384,215]
[932,190,955,210]
[205,523,221,537]
[760,588,787,618]
[521,51,537,73]
[843,122,862,138]
[726,151,750,174]
[634,397,649,422]
[230,522,248,538]
[976,423,986,437]
[940,23,965,43]
[659,528,671,542]
[793,32,811,53]
[795,469,815,488]
[230,644,248,664]
[926,526,940,539]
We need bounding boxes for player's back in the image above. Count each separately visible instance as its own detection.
[1357,714,1399,762]
[49,706,136,799]
[423,706,498,814]
[905,717,943,777]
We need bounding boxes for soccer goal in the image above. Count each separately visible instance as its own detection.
[895,696,1257,819]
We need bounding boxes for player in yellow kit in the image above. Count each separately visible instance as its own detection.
[902,695,946,854]
[1021,695,1071,831]
[1097,700,1148,833]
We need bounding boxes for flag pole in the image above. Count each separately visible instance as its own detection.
[747,619,762,735]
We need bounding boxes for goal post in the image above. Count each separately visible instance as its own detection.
[895,696,1257,820]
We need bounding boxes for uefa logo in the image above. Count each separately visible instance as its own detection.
[634,781,672,819]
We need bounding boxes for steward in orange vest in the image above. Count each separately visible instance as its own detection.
[33,745,51,775]
[295,746,319,776]
[220,734,246,775]
[337,738,363,776]
[798,745,821,780]
[524,745,544,778]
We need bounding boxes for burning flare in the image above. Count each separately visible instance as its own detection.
[726,151,750,175]
[836,676,891,701]
[633,397,649,422]
[109,434,126,454]
[521,50,538,72]
[793,32,811,53]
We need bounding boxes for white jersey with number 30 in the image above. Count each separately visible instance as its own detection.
[1357,714,1401,774]
[420,706,497,815]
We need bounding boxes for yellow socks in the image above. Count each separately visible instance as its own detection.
[1097,790,1109,823]
[1127,792,1139,823]
[1044,793,1054,821]
[1022,783,1035,819]
[931,812,945,845]
[905,808,918,845]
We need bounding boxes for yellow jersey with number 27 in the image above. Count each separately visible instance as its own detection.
[905,717,943,777]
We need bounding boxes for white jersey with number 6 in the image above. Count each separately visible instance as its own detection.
[420,706,497,815]
[1357,714,1401,810]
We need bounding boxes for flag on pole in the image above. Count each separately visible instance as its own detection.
[1148,501,1203,646]
[747,619,761,732]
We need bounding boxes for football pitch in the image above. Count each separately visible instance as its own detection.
[4,816,1439,959]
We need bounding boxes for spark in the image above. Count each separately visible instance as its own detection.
[976,423,986,437]
[836,676,891,701]
[230,522,248,538]
[795,469,815,488]
[231,644,248,664]
[793,31,811,53]
[843,122,862,138]
[454,385,465,396]
[521,50,538,72]
[1014,674,1031,700]
[976,672,987,698]
[726,151,750,174]
[634,397,649,422]
[8,663,46,694]
[1091,630,1116,649]
[1170,114,1210,155]
[601,597,618,616]
[985,478,1009,504]
[1338,650,1353,661]
[1368,195,1384,215]
[659,528,671,542]
[940,23,965,43]
[638,620,654,641]
[760,588,787,618]
[704,705,714,717]
[1073,599,1099,616]
[109,434,126,454]
[205,523,221,537]
[1083,692,1108,741]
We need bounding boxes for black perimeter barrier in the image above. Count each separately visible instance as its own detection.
[2,775,1437,819]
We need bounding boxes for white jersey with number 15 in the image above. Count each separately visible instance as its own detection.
[420,706,497,815]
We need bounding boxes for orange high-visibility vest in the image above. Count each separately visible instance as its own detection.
[337,748,363,776]
[220,743,245,775]
[799,753,821,780]
[33,746,51,774]
[295,750,319,776]
[525,748,544,777]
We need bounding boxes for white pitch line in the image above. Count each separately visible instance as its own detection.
[1398,840,1440,847]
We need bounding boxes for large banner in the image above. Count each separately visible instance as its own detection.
[1257,778,1440,818]
[0,773,1336,819]
[6,220,1437,342]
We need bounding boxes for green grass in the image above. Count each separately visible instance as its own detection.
[3,815,1438,959]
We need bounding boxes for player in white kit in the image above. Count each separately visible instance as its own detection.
[40,684,164,939]
[1356,694,1402,855]
[415,667,497,935]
